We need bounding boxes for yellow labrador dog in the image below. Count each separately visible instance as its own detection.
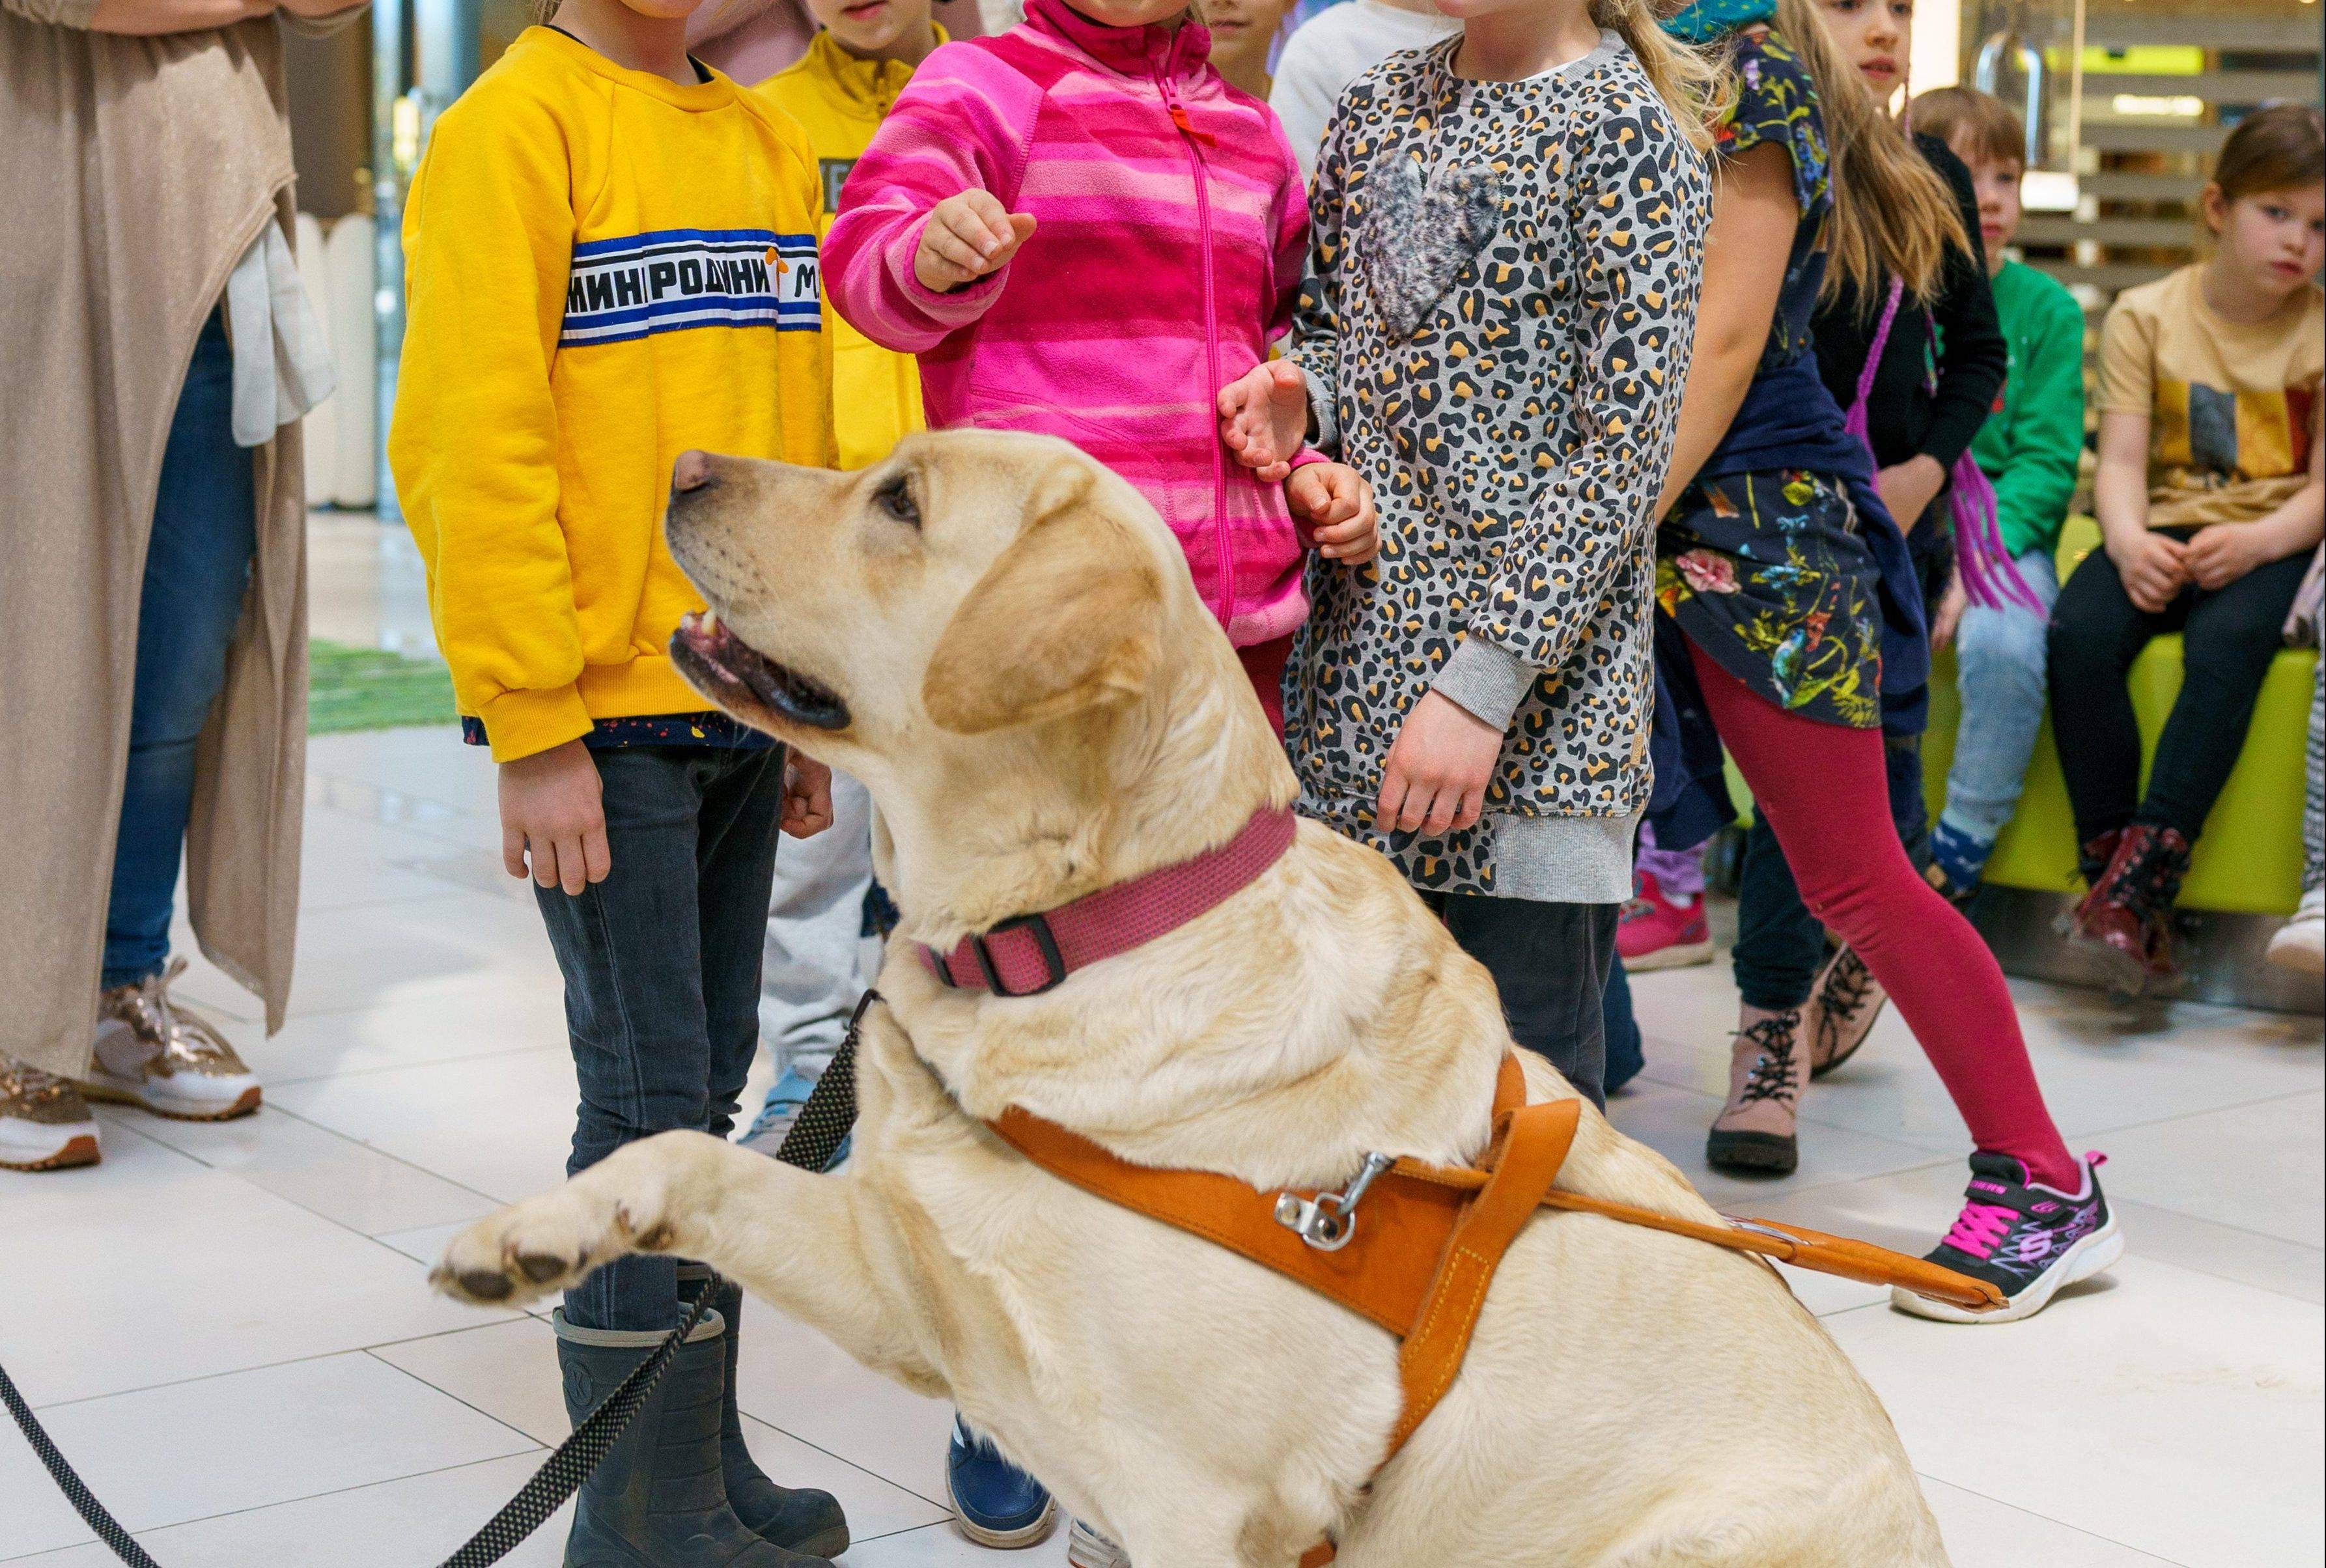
[434,430,1951,1568]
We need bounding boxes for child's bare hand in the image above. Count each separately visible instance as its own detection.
[781,751,835,839]
[2183,522,2271,591]
[1217,360,1310,482]
[1288,462,1378,565]
[499,738,609,896]
[1929,568,1968,651]
[914,190,1037,292]
[2107,528,2190,613]
[1376,691,1502,837]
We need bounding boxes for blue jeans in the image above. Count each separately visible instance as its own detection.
[103,311,259,990]
[537,744,787,1332]
[1939,548,2060,848]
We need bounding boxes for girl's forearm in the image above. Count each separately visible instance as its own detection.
[87,0,270,31]
[2092,464,2151,551]
[1657,336,1761,518]
[2249,481,2326,563]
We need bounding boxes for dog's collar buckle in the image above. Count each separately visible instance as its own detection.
[953,913,1068,998]
[1274,1153,1395,1252]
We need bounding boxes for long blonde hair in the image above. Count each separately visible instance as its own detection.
[1595,0,1733,155]
[1773,0,1965,304]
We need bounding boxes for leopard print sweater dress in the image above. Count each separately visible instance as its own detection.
[1285,30,1711,899]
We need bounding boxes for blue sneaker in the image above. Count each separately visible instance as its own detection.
[946,1416,1056,1548]
[740,1065,818,1157]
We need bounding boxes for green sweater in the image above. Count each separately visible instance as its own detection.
[1970,259,2086,557]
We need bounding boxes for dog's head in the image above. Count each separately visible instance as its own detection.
[663,431,1289,915]
[663,428,1187,746]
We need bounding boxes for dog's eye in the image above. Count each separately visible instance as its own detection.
[873,474,919,527]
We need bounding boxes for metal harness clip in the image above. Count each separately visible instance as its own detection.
[1274,1152,1395,1252]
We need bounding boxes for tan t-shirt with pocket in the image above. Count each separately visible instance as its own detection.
[2096,264,2323,529]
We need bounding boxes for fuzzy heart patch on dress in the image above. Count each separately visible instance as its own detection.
[1356,158,1505,339]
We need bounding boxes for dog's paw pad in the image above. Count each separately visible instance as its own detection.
[455,1268,515,1302]
[516,1252,571,1285]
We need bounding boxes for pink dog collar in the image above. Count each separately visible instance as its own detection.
[919,806,1298,996]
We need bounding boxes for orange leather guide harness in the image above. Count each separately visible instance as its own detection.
[988,1056,2004,1566]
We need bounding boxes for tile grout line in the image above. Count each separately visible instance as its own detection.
[255,1040,563,1091]
[0,1451,559,1567]
[736,1409,958,1516]
[737,1413,951,1512]
[83,1102,516,1261]
[19,1317,516,1416]
[363,1347,555,1455]
[1913,1471,2194,1567]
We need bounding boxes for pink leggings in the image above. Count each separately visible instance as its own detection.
[1690,643,2078,1190]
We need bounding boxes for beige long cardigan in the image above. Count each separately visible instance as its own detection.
[0,0,330,1076]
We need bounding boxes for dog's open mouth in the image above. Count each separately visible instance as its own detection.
[670,611,850,731]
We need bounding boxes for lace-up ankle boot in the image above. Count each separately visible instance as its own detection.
[1706,1006,1808,1175]
[2064,829,2125,928]
[1804,942,1886,1079]
[2069,824,2191,994]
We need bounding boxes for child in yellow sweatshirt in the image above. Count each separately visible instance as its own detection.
[386,4,848,1562]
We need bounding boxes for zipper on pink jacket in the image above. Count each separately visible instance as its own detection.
[1158,68,1233,631]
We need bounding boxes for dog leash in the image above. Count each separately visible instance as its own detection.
[0,1261,716,1568]
[0,1063,875,1568]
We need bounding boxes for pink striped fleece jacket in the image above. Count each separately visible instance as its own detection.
[823,0,1320,647]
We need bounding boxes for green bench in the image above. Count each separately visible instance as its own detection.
[1918,516,2315,917]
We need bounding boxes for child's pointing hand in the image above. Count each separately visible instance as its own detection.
[915,189,1037,292]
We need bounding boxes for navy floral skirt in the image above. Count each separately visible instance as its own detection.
[1657,469,1885,730]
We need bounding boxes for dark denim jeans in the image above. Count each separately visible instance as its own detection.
[1422,893,1617,1108]
[103,311,258,988]
[1602,953,1644,1095]
[538,744,787,1332]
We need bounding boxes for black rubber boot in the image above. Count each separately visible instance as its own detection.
[697,1272,849,1557]
[553,1308,834,1567]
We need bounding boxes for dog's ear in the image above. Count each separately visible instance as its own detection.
[922,462,1162,735]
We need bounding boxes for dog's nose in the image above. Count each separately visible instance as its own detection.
[671,451,717,494]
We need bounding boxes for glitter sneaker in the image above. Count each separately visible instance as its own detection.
[1,1055,101,1171]
[1893,1151,2122,1324]
[84,958,260,1121]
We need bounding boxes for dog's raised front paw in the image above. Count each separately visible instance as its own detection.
[430,1168,677,1308]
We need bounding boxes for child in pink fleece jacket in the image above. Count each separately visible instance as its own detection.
[823,0,1375,733]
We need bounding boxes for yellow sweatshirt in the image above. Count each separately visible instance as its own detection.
[390,27,835,763]
[755,28,934,470]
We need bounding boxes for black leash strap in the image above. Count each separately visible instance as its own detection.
[0,1357,162,1568]
[772,988,875,1174]
[0,1010,872,1568]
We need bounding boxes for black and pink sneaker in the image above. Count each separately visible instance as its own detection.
[1892,1151,2123,1324]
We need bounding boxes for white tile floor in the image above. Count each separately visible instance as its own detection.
[0,518,2319,1567]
